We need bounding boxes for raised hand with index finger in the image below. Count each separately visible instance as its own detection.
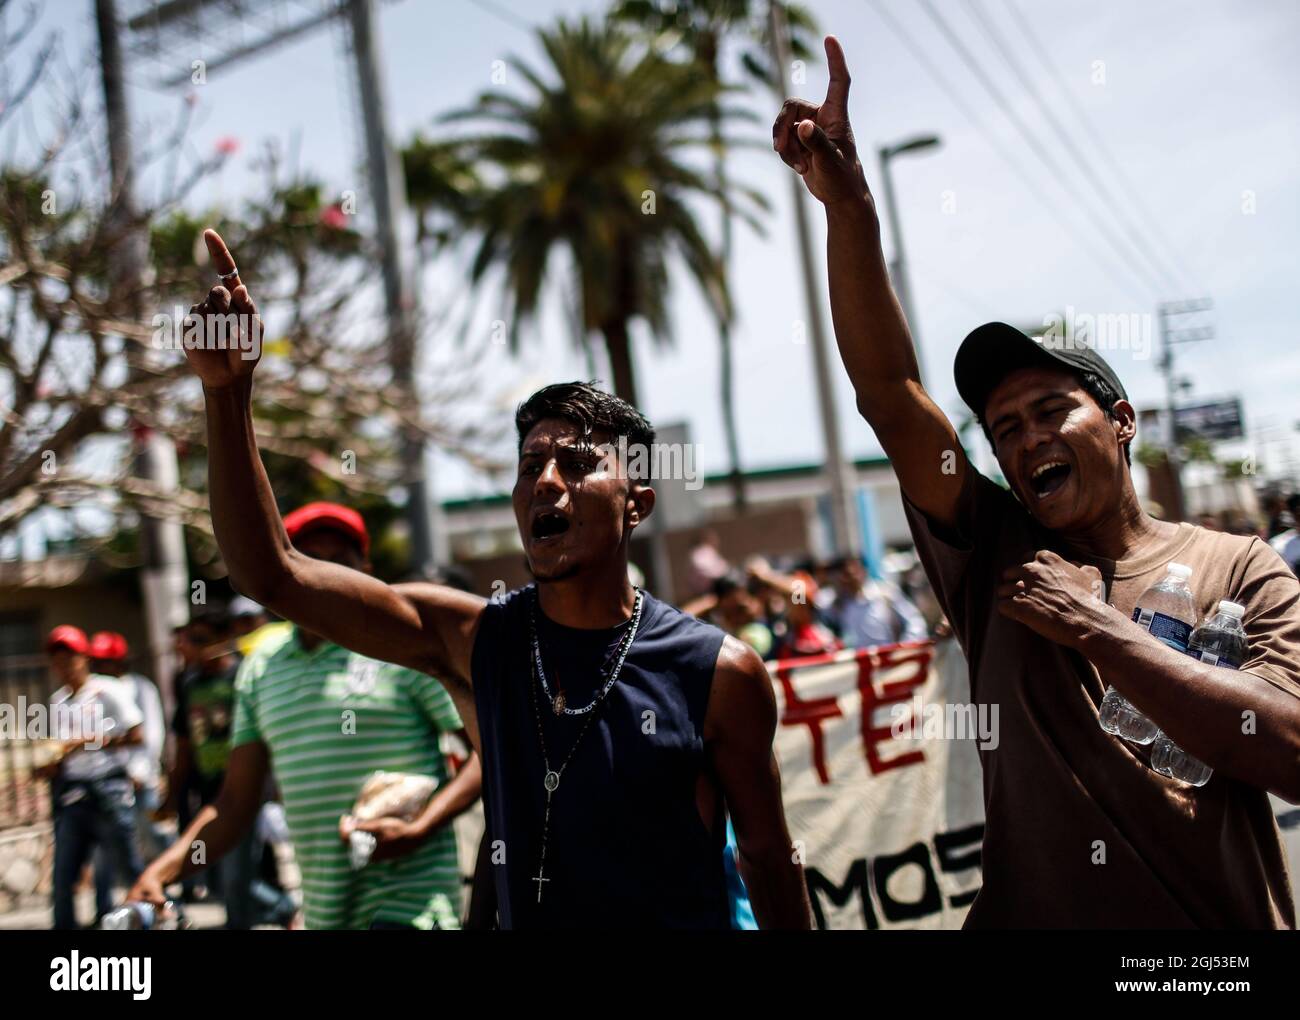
[771,36,871,211]
[182,228,264,390]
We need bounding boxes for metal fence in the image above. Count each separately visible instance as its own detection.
[0,655,55,829]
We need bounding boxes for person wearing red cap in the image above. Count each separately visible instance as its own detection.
[39,625,146,929]
[772,36,1300,927]
[166,225,812,929]
[88,632,168,922]
[132,509,482,929]
[769,572,842,661]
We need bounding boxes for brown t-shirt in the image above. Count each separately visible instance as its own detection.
[905,468,1299,928]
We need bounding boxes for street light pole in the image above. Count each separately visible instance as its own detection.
[877,136,941,388]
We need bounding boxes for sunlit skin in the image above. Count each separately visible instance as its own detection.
[985,364,1177,561]
[291,528,370,652]
[512,417,654,629]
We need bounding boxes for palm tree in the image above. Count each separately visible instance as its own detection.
[444,17,763,410]
[401,135,481,256]
[612,0,819,511]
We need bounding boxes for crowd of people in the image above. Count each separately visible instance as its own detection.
[36,513,931,929]
[680,531,937,661]
[24,32,1299,932]
[39,611,298,928]
[37,504,494,929]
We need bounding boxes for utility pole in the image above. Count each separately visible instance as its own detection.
[1157,299,1214,522]
[767,0,860,557]
[345,0,441,573]
[95,0,189,708]
[123,0,443,576]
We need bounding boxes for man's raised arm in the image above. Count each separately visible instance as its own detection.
[185,230,484,690]
[772,37,970,530]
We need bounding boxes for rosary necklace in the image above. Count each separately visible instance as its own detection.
[527,586,644,903]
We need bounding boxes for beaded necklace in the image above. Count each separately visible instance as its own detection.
[526,586,644,903]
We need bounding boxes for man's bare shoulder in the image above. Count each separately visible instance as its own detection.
[390,581,491,685]
[706,634,777,744]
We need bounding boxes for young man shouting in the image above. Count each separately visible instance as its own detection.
[772,36,1300,927]
[163,231,811,929]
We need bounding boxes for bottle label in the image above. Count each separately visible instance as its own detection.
[1189,648,1239,670]
[1132,607,1192,653]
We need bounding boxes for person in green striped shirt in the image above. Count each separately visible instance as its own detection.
[131,505,482,929]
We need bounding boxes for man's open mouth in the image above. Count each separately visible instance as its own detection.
[530,509,571,541]
[1028,459,1072,499]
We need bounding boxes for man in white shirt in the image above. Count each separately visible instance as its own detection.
[38,625,145,929]
[89,631,167,920]
[825,556,929,649]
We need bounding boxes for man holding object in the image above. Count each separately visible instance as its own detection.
[773,36,1300,927]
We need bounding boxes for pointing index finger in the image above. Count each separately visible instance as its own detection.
[203,228,242,291]
[823,35,851,111]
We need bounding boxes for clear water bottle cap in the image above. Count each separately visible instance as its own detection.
[1166,562,1193,580]
[1217,600,1245,619]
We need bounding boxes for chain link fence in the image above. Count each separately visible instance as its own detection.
[0,654,55,830]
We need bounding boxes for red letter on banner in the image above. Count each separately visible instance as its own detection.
[858,644,931,775]
[774,664,844,785]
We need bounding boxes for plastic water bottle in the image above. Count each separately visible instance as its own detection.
[1150,600,1246,786]
[100,900,185,930]
[1099,562,1197,744]
[101,902,156,930]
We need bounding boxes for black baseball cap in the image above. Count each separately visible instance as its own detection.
[954,321,1129,420]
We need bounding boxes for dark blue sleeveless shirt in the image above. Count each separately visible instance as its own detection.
[471,585,730,929]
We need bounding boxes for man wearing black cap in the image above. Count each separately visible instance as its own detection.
[774,36,1300,927]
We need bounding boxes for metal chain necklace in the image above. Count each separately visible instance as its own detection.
[526,585,645,904]
[529,586,644,716]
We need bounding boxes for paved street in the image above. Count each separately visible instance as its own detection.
[2,890,230,930]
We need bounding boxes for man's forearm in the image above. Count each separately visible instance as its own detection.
[740,849,813,930]
[1076,608,1300,800]
[202,378,294,603]
[148,797,257,884]
[825,198,923,417]
[408,753,482,841]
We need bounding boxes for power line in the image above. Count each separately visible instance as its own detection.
[865,0,1145,303]
[463,0,533,34]
[962,0,1185,296]
[914,0,1167,297]
[1001,0,1206,297]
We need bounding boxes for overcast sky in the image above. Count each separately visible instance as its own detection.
[14,0,1300,507]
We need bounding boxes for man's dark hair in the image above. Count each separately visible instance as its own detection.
[187,607,232,641]
[712,570,749,601]
[978,367,1132,466]
[515,381,655,458]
